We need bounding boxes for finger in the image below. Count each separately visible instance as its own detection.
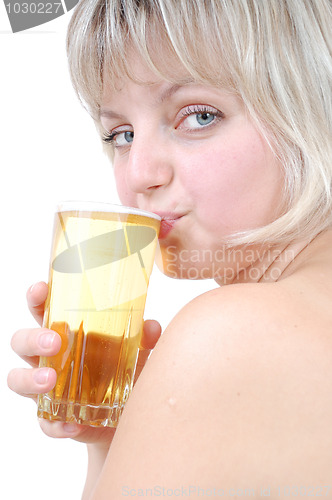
[27,282,48,326]
[7,367,57,399]
[140,320,162,350]
[38,419,82,439]
[134,321,162,383]
[11,328,61,363]
[134,341,160,384]
[134,349,151,383]
[39,419,116,444]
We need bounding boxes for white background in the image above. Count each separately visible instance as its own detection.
[0,7,217,499]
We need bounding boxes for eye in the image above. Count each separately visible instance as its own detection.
[185,111,215,127]
[178,105,224,131]
[103,130,134,147]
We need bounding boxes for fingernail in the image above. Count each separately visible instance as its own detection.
[34,368,50,385]
[29,283,38,294]
[39,332,56,349]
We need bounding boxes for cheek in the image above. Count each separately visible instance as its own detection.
[114,167,137,207]
[184,132,283,231]
[185,153,240,230]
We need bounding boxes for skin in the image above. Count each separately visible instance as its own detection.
[8,54,332,498]
[101,61,285,281]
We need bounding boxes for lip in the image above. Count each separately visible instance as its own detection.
[153,211,184,239]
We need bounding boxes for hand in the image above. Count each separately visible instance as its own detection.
[7,282,162,445]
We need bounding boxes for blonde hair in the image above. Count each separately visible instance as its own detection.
[67,0,332,245]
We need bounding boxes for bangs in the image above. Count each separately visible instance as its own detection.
[66,0,237,121]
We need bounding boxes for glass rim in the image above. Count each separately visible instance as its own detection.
[56,201,161,222]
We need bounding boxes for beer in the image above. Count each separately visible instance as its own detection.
[37,203,160,427]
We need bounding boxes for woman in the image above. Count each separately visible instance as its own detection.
[8,0,332,497]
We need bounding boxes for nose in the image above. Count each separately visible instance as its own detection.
[125,133,173,194]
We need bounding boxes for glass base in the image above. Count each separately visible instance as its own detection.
[37,394,123,427]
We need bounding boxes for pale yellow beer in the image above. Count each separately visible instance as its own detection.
[37,202,160,427]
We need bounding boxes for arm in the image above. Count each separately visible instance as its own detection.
[82,443,110,500]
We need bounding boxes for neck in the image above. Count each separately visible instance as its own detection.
[215,234,321,286]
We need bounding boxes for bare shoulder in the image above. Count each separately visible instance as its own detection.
[92,283,332,498]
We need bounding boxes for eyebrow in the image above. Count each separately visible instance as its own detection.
[99,109,124,119]
[157,80,195,103]
[99,79,196,119]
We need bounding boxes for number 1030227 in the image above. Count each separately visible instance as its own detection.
[277,485,331,496]
[5,3,62,14]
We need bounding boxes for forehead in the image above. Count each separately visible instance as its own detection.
[104,42,190,86]
[101,46,195,105]
[99,34,239,120]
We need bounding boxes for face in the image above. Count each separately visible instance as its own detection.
[100,58,284,281]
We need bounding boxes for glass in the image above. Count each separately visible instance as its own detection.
[37,201,160,427]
